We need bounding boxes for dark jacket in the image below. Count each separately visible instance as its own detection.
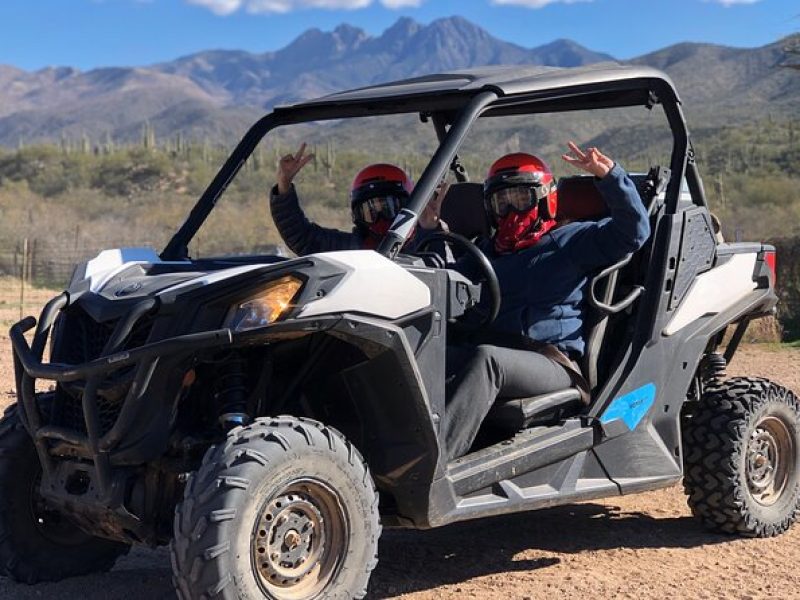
[480,163,650,357]
[269,184,447,255]
[270,184,362,255]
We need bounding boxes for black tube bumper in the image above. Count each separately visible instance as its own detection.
[10,294,232,499]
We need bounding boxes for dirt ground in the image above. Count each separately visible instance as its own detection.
[0,328,799,599]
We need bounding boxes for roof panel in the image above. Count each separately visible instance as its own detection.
[275,64,679,113]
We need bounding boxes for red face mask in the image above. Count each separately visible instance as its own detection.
[493,207,556,254]
[361,218,417,250]
[362,219,392,249]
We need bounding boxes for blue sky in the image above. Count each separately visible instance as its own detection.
[1,0,797,71]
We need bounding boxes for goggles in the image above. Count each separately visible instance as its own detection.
[488,183,551,218]
[354,194,406,225]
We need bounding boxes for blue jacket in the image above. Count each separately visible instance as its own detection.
[481,163,650,357]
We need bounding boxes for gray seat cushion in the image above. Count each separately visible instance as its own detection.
[487,388,583,431]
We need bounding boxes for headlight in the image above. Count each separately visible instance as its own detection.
[228,275,303,332]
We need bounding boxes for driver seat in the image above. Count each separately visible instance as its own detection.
[486,388,583,430]
[439,183,490,240]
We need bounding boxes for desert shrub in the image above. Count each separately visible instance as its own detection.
[741,316,783,344]
[91,148,172,197]
[0,146,92,196]
[771,236,800,340]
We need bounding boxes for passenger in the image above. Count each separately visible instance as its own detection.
[270,143,447,255]
[444,143,651,460]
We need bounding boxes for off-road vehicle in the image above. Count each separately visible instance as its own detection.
[3,65,796,599]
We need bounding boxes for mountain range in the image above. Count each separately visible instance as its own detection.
[0,16,797,146]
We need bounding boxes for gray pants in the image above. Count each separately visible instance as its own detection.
[444,344,573,460]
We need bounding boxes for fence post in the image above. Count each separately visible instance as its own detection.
[19,238,28,321]
[29,239,36,283]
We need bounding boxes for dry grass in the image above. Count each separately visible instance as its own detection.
[0,276,59,329]
[741,315,783,343]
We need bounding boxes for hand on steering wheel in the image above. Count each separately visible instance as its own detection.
[416,231,501,330]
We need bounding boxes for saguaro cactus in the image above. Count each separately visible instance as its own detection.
[320,140,337,180]
[141,121,156,150]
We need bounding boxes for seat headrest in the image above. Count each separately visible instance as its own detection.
[440,176,615,237]
[439,182,491,239]
[556,176,608,223]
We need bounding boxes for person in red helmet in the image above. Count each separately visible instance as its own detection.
[483,152,558,254]
[443,142,651,460]
[349,162,415,247]
[270,143,446,255]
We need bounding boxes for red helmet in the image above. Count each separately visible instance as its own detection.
[484,153,557,224]
[350,164,413,236]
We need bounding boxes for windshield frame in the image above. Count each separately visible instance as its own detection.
[160,75,697,262]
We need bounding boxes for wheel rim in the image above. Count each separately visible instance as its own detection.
[746,415,795,507]
[252,478,349,600]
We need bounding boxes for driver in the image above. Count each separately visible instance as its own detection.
[444,143,651,460]
[270,143,447,255]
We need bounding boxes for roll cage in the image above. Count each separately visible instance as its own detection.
[161,63,704,264]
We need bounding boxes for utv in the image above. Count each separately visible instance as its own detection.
[4,65,796,599]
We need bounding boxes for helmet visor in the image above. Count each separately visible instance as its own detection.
[355,195,405,225]
[489,184,550,218]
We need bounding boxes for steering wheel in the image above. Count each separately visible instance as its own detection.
[416,231,501,329]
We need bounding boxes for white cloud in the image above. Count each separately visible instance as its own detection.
[187,0,242,16]
[381,0,423,7]
[246,0,371,12]
[187,0,421,15]
[490,0,593,7]
[705,0,762,5]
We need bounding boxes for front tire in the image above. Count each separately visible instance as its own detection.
[171,416,381,600]
[0,404,130,583]
[682,377,800,537]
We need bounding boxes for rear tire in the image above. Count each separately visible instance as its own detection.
[0,404,130,583]
[682,377,800,537]
[170,416,381,600]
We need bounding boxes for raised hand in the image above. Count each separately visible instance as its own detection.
[419,180,449,230]
[561,141,614,179]
[277,142,315,195]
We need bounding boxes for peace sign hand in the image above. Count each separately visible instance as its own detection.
[561,141,614,179]
[277,142,315,195]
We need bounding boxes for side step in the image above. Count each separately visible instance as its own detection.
[446,419,595,496]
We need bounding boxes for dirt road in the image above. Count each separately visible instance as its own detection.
[1,337,799,599]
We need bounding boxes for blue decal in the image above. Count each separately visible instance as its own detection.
[600,383,657,431]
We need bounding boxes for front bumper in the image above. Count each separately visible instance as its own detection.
[10,292,232,499]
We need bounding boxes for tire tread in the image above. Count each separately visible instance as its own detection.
[0,404,129,583]
[170,416,380,599]
[683,377,800,537]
